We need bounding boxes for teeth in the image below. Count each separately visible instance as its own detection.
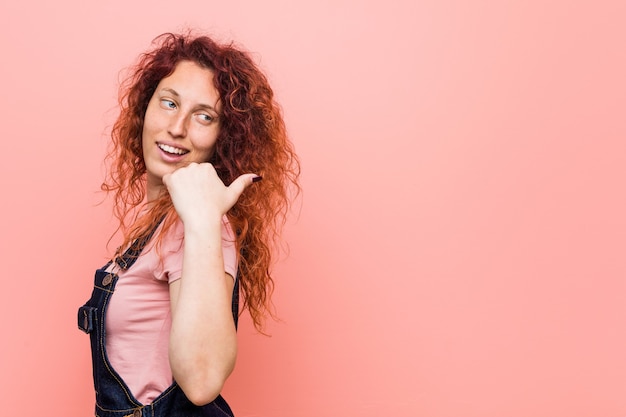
[158,143,188,155]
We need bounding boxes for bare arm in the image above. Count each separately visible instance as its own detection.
[163,162,258,405]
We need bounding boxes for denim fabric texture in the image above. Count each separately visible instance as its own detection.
[78,230,238,417]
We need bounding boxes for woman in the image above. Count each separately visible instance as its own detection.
[78,32,300,417]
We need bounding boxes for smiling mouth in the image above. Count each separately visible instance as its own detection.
[158,143,189,155]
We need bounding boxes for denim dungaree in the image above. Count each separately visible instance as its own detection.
[78,227,238,417]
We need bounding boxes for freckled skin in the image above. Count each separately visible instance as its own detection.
[142,60,221,201]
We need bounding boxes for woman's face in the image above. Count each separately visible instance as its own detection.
[142,60,221,199]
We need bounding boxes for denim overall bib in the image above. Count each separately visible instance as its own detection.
[78,229,238,417]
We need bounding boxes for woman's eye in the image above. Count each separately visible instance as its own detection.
[198,114,214,123]
[161,99,176,109]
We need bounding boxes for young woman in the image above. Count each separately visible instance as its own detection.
[78,32,300,417]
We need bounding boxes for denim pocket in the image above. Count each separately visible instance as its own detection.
[78,305,97,333]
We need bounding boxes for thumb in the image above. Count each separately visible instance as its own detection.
[227,174,262,201]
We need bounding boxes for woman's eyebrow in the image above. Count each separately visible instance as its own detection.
[160,87,180,97]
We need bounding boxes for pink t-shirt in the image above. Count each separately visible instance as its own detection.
[105,218,237,405]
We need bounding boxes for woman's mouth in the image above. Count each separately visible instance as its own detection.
[157,143,189,155]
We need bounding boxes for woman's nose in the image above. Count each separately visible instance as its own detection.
[168,112,188,138]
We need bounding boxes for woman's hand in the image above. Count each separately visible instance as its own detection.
[162,162,259,224]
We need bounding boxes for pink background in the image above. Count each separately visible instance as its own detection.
[1,1,625,416]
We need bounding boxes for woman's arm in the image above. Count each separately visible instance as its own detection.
[164,162,258,405]
[168,223,236,405]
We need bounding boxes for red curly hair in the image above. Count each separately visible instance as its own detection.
[102,32,300,331]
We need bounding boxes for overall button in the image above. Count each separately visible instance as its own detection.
[133,410,142,417]
[102,274,113,286]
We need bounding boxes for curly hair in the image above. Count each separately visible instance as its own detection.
[102,32,300,331]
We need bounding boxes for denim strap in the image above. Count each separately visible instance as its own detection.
[115,217,164,270]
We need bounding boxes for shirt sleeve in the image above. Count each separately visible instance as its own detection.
[153,217,239,284]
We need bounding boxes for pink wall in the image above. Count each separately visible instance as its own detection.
[1,1,624,416]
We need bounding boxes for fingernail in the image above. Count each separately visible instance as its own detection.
[252,176,263,183]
